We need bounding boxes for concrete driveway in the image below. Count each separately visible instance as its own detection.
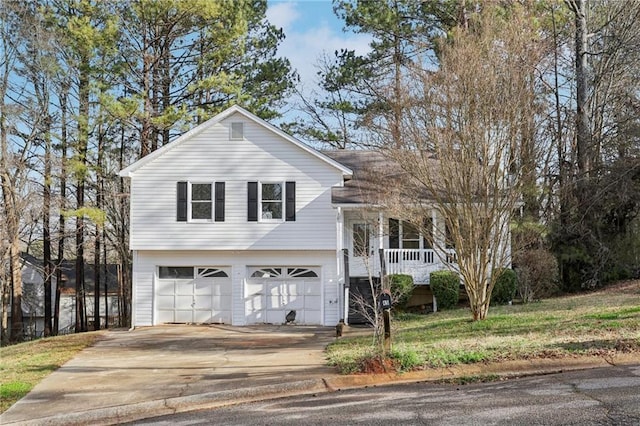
[1,325,337,425]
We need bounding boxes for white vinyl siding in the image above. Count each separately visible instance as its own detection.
[127,113,342,251]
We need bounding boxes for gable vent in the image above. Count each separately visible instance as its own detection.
[230,122,244,140]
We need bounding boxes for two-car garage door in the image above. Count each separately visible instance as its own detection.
[156,266,322,325]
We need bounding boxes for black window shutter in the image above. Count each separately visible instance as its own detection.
[215,182,225,222]
[177,182,188,222]
[247,182,258,221]
[285,181,296,221]
[389,218,400,248]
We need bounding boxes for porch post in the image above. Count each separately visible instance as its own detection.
[336,207,345,322]
[343,248,350,324]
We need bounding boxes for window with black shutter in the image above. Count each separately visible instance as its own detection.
[285,181,296,221]
[248,182,258,221]
[215,182,225,222]
[177,182,187,222]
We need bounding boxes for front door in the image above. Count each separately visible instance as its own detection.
[349,221,376,276]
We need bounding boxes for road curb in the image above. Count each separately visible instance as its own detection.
[323,353,640,391]
[0,379,329,426]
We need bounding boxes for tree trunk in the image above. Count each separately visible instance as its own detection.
[0,49,23,341]
[43,116,53,337]
[94,125,104,331]
[54,86,69,336]
[572,0,591,181]
[75,64,89,333]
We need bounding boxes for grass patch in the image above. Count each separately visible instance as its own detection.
[0,332,102,413]
[327,280,640,374]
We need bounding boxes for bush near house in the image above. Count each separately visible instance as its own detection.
[491,268,517,305]
[389,274,414,310]
[430,270,460,309]
[513,249,560,302]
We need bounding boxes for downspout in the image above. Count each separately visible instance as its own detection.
[128,252,137,331]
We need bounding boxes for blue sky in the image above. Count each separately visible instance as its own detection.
[266,1,371,95]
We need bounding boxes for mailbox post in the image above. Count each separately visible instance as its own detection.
[379,290,392,353]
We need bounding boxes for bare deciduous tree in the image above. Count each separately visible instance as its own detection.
[380,4,546,320]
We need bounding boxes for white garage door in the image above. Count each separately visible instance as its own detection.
[245,267,321,325]
[156,267,232,324]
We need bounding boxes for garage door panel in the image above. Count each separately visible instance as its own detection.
[175,295,193,310]
[156,310,174,323]
[303,283,321,295]
[193,310,212,323]
[194,281,213,295]
[195,296,213,310]
[157,280,175,295]
[266,310,287,324]
[156,295,175,310]
[175,281,193,296]
[212,282,232,296]
[304,310,322,324]
[284,283,299,295]
[283,296,304,309]
[213,294,232,308]
[304,295,322,308]
[175,310,193,323]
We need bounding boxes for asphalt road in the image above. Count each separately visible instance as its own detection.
[129,364,640,425]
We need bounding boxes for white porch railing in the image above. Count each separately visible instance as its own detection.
[383,249,457,284]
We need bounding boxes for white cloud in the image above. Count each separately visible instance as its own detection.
[267,2,371,96]
[266,2,300,32]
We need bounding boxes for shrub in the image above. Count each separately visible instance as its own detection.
[430,270,460,310]
[389,274,414,309]
[513,249,559,302]
[491,268,517,305]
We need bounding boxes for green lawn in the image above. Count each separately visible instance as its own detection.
[0,332,102,413]
[327,280,640,374]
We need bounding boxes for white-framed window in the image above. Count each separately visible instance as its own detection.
[389,218,433,250]
[230,122,244,140]
[260,182,283,221]
[249,267,319,279]
[158,266,229,279]
[190,182,213,220]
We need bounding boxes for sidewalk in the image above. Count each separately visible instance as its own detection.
[1,325,638,426]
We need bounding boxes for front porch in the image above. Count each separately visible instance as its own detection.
[339,208,458,285]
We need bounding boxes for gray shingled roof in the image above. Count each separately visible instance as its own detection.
[324,150,444,205]
[323,150,401,205]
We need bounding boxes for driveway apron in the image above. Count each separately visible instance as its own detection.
[1,325,336,424]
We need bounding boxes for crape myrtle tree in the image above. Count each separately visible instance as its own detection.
[380,4,546,320]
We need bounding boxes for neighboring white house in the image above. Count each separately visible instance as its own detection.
[20,253,121,338]
[119,105,461,327]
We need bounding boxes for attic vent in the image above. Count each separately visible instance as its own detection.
[230,122,244,140]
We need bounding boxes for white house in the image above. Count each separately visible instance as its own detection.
[20,253,121,337]
[119,106,459,327]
